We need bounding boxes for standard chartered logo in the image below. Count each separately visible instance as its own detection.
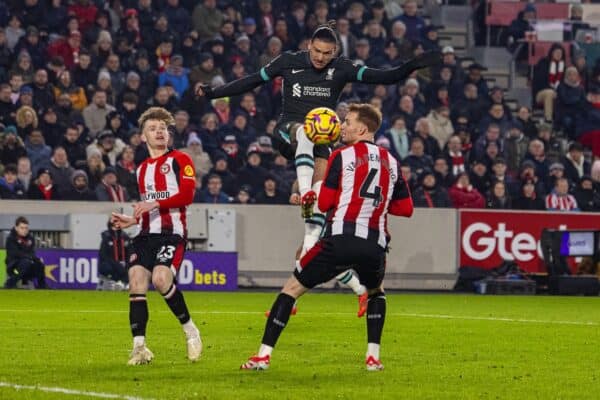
[291,82,331,98]
[292,83,301,97]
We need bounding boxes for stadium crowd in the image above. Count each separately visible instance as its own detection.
[0,0,598,212]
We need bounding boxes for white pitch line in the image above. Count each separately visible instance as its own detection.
[0,381,154,400]
[0,309,597,326]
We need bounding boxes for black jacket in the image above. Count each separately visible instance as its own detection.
[99,229,131,269]
[574,188,600,212]
[413,186,452,208]
[512,195,545,210]
[5,228,38,269]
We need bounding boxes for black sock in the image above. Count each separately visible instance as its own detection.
[129,294,148,337]
[367,291,386,344]
[261,293,296,347]
[162,284,191,324]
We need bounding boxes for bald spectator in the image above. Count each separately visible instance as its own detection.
[545,177,579,212]
[82,90,116,138]
[47,146,75,197]
[396,0,425,42]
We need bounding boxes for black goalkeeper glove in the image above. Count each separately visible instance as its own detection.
[195,83,214,99]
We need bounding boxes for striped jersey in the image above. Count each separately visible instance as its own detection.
[319,141,412,248]
[136,149,196,238]
[545,192,579,212]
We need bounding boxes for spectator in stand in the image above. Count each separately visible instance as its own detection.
[0,164,26,199]
[405,136,434,178]
[68,0,97,33]
[556,66,586,139]
[577,85,600,158]
[414,117,441,159]
[513,179,545,210]
[60,124,86,169]
[64,169,96,201]
[464,63,490,103]
[114,145,138,199]
[98,218,129,289]
[545,177,579,212]
[452,83,485,130]
[396,0,425,42]
[87,130,126,167]
[426,105,454,150]
[574,176,600,212]
[15,29,45,71]
[448,172,485,208]
[192,0,224,41]
[237,147,268,196]
[158,54,189,100]
[515,106,537,140]
[84,148,105,190]
[46,30,81,70]
[524,138,551,185]
[434,156,454,188]
[83,89,116,139]
[180,133,212,181]
[536,123,562,163]
[474,123,503,161]
[95,166,129,202]
[53,70,87,111]
[547,162,569,194]
[11,50,34,85]
[47,146,74,198]
[1,125,27,166]
[444,134,466,177]
[4,216,47,289]
[254,174,288,205]
[15,105,38,138]
[478,103,511,140]
[469,159,490,195]
[481,141,501,170]
[490,157,519,198]
[194,173,231,204]
[234,184,254,204]
[17,156,32,191]
[383,115,410,161]
[504,123,529,176]
[31,69,54,115]
[412,169,452,208]
[533,43,566,124]
[562,142,590,186]
[486,180,512,210]
[206,154,237,197]
[27,168,61,200]
[505,4,535,60]
[104,111,127,142]
[25,128,51,175]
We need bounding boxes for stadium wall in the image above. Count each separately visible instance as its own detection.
[0,201,458,290]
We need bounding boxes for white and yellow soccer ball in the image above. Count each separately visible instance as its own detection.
[303,107,341,145]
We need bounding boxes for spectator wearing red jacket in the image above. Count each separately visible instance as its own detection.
[67,0,97,34]
[448,172,485,208]
[46,31,81,70]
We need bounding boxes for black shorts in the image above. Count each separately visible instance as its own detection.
[294,235,386,290]
[272,120,331,162]
[129,234,186,274]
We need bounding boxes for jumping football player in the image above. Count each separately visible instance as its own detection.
[241,103,413,371]
[111,107,202,365]
[198,23,439,313]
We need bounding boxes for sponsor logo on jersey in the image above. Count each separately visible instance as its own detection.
[292,83,302,97]
[141,191,171,200]
[292,69,304,74]
[160,163,171,174]
[326,68,335,80]
[184,165,194,177]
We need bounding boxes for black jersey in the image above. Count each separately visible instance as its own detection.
[259,51,366,122]
[206,50,440,125]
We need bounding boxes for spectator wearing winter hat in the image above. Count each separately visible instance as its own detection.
[412,169,452,208]
[513,179,545,210]
[561,142,590,186]
[16,85,34,109]
[10,50,34,84]
[1,125,27,166]
[545,177,579,212]
[574,176,600,212]
[189,52,223,87]
[234,184,254,204]
[27,168,61,200]
[218,135,243,173]
[87,129,126,167]
[254,174,288,205]
[181,132,212,179]
[95,166,129,202]
[236,147,269,196]
[448,172,485,209]
[0,164,26,199]
[64,169,96,201]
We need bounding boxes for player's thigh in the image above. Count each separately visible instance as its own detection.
[354,250,386,290]
[129,265,151,293]
[294,237,340,289]
[281,274,309,299]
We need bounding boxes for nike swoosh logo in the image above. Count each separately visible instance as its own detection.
[291,69,304,74]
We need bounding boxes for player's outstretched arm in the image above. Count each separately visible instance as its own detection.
[111,212,137,229]
[196,72,265,100]
[358,50,443,85]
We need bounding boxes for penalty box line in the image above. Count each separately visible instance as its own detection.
[0,381,154,400]
[0,309,597,326]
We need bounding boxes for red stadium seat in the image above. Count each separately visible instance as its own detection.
[486,1,570,27]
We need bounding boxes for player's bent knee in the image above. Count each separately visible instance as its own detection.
[129,266,150,292]
[281,275,308,299]
[151,266,173,292]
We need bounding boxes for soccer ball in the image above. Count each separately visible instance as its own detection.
[303,107,341,145]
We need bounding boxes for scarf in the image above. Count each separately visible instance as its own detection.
[448,150,465,176]
[423,189,434,208]
[38,183,53,200]
[389,128,409,159]
[119,159,136,173]
[103,183,126,202]
[548,61,564,89]
[215,107,230,124]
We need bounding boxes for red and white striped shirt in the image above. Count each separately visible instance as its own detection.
[319,141,413,248]
[545,192,579,212]
[136,149,196,238]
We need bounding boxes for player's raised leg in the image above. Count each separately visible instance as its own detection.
[295,124,317,216]
[152,265,202,362]
[127,265,154,365]
[365,286,386,371]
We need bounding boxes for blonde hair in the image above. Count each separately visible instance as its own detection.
[138,107,175,131]
[348,103,382,134]
[15,105,38,129]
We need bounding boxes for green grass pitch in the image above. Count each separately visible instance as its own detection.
[1,290,600,399]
